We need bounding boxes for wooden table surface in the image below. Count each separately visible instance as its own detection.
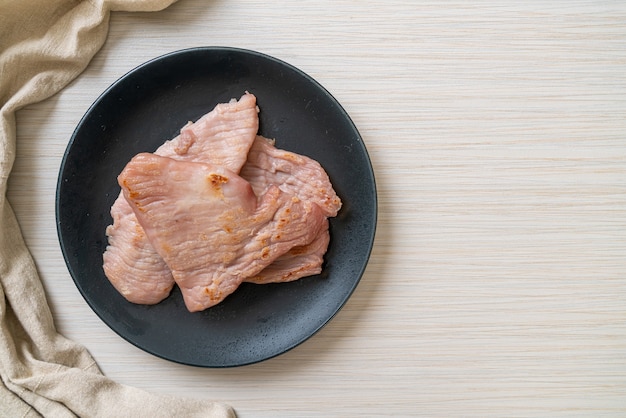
[7,1,626,416]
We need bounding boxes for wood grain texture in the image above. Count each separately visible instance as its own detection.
[7,1,626,416]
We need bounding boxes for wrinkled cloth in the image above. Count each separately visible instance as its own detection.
[0,1,235,416]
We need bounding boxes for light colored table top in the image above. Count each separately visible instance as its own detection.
[7,1,626,416]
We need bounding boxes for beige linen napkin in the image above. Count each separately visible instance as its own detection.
[0,1,235,416]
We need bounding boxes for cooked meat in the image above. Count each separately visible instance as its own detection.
[240,136,342,217]
[118,153,327,311]
[157,93,259,170]
[103,94,342,308]
[240,136,341,283]
[103,197,175,304]
[103,93,259,304]
[245,223,330,284]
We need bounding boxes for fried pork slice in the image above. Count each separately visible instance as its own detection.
[245,223,330,284]
[240,136,340,283]
[118,153,327,312]
[240,135,342,217]
[103,198,175,304]
[157,92,259,170]
[103,93,259,304]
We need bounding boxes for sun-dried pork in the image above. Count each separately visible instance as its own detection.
[103,93,259,304]
[241,136,342,217]
[118,153,327,311]
[245,223,330,284]
[240,136,340,283]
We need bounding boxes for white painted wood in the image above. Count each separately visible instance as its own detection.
[7,1,626,416]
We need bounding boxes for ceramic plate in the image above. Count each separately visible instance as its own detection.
[56,47,376,367]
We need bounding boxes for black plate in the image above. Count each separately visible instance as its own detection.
[56,47,377,367]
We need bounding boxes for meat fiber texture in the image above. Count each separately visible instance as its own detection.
[103,93,342,311]
[103,93,259,304]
